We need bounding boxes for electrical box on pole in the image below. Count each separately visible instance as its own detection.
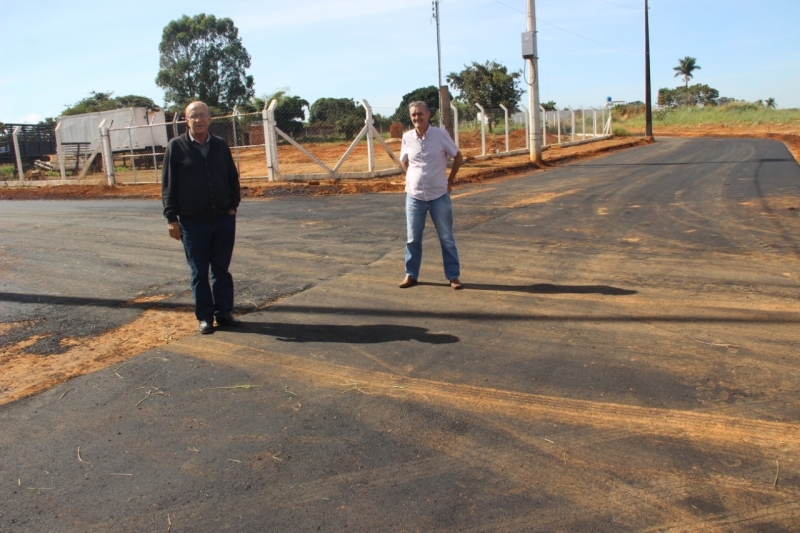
[521,31,537,60]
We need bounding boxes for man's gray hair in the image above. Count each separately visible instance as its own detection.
[408,101,430,112]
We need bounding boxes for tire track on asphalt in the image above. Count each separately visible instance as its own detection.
[168,337,800,452]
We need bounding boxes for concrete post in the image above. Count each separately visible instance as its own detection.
[475,103,486,156]
[520,104,529,149]
[231,106,241,175]
[499,104,509,152]
[55,122,66,180]
[361,99,375,173]
[582,108,586,140]
[557,109,562,144]
[12,127,24,180]
[99,119,116,186]
[450,103,460,149]
[539,106,547,147]
[264,100,279,181]
[569,107,576,142]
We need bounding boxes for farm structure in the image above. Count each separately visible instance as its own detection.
[0,123,57,174]
[52,108,168,179]
[56,107,167,153]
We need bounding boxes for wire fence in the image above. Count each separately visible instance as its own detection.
[2,102,612,184]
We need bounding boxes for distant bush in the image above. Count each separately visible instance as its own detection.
[718,101,763,113]
[0,164,15,179]
[658,84,719,108]
[612,126,630,137]
[613,102,645,119]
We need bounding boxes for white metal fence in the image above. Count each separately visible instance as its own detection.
[11,101,612,185]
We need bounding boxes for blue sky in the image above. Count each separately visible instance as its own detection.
[1,0,798,123]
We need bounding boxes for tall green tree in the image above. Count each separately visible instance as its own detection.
[391,86,442,127]
[446,60,523,130]
[673,56,701,88]
[309,98,359,124]
[156,14,255,112]
[765,97,777,109]
[308,97,365,139]
[61,91,159,116]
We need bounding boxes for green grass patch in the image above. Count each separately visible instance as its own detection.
[615,104,800,130]
[0,164,16,179]
[612,126,631,137]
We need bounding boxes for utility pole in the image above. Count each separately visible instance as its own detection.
[644,0,653,139]
[527,0,543,163]
[434,0,442,91]
[432,1,454,137]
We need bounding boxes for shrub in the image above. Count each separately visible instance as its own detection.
[612,126,630,137]
[0,164,15,179]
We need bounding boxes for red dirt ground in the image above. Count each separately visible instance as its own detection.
[2,126,796,202]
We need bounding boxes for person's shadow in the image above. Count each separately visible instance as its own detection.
[247,322,459,344]
[467,283,636,295]
[416,282,637,295]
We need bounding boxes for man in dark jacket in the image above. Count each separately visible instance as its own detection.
[162,101,242,334]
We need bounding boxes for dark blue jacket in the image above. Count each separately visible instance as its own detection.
[161,132,240,223]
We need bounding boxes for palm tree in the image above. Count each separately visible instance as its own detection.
[765,97,777,109]
[673,56,701,88]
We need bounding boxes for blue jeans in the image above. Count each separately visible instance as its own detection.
[180,214,236,321]
[405,193,460,280]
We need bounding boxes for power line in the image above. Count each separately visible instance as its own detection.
[597,0,639,9]
[489,0,637,54]
[490,0,524,14]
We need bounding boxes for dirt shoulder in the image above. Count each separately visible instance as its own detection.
[1,128,796,201]
[0,137,647,200]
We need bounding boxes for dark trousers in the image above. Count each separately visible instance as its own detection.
[179,214,236,321]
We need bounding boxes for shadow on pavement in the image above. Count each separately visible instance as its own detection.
[463,283,637,295]
[244,322,459,344]
[0,292,188,309]
[413,282,636,295]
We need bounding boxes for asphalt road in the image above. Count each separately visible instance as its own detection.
[2,137,800,531]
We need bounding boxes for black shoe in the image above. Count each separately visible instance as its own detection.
[198,319,214,334]
[216,313,242,327]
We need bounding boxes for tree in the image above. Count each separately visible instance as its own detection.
[673,56,701,88]
[765,97,777,109]
[446,60,523,130]
[309,97,365,139]
[309,98,358,124]
[391,86,442,127]
[717,97,738,106]
[236,91,310,143]
[657,84,719,108]
[61,91,159,116]
[541,101,557,111]
[373,113,393,132]
[263,91,309,137]
[156,14,255,112]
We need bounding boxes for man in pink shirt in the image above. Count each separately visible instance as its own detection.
[399,101,464,289]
